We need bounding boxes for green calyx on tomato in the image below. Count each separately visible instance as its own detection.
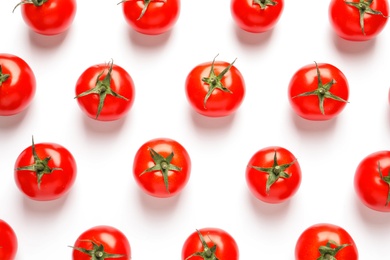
[377,161,390,206]
[317,240,350,260]
[75,60,129,119]
[119,0,166,20]
[253,0,278,9]
[292,62,348,115]
[250,150,296,194]
[345,0,388,35]
[185,230,218,260]
[12,0,48,12]
[0,65,10,86]
[140,147,182,193]
[71,240,126,260]
[202,54,236,109]
[16,137,62,189]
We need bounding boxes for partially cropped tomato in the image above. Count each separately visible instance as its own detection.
[133,138,191,198]
[14,0,77,35]
[295,223,358,260]
[14,137,77,201]
[121,0,180,35]
[0,219,18,260]
[71,225,131,260]
[246,146,301,204]
[231,0,284,33]
[329,0,389,41]
[288,62,349,121]
[75,60,135,121]
[0,53,36,116]
[354,150,390,212]
[182,228,239,260]
[185,55,245,117]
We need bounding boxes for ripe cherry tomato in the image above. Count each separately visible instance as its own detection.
[121,0,180,35]
[71,225,131,260]
[185,55,245,117]
[329,0,389,41]
[14,137,77,201]
[75,60,135,121]
[14,0,77,35]
[295,223,358,260]
[182,228,239,260]
[354,150,390,212]
[231,0,284,33]
[133,138,191,198]
[0,219,18,260]
[246,146,301,204]
[288,62,349,121]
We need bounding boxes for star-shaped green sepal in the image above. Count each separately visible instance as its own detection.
[16,137,62,189]
[140,148,182,193]
[377,161,390,206]
[250,150,296,194]
[118,0,166,20]
[201,55,236,109]
[253,0,278,9]
[0,65,10,86]
[345,0,388,35]
[13,0,48,12]
[317,240,350,260]
[185,230,219,260]
[70,240,126,260]
[75,60,129,119]
[292,62,348,115]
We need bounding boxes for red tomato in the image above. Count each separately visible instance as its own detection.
[185,55,245,117]
[354,150,390,212]
[75,60,135,121]
[182,228,239,260]
[14,137,77,201]
[71,225,131,260]
[329,0,389,41]
[231,0,284,33]
[15,0,77,35]
[288,62,349,121]
[295,223,358,260]
[246,146,301,204]
[121,0,180,35]
[133,138,191,198]
[0,219,18,260]
[0,53,36,116]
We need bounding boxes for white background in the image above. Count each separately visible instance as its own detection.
[1,0,390,259]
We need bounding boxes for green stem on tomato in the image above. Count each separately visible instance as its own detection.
[0,65,10,86]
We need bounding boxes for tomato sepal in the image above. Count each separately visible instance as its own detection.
[12,0,48,13]
[377,161,390,206]
[0,65,10,86]
[185,230,218,260]
[253,0,278,9]
[317,240,351,260]
[70,240,126,260]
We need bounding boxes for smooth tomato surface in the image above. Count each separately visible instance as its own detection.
[329,0,389,41]
[14,139,77,201]
[75,61,135,121]
[231,0,284,33]
[354,150,390,212]
[295,223,358,260]
[122,0,180,35]
[288,62,349,121]
[181,228,239,260]
[72,225,131,260]
[20,0,77,35]
[133,138,191,198]
[246,146,301,203]
[0,219,18,260]
[0,53,36,116]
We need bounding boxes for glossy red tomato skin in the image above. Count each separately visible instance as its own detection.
[329,0,389,41]
[14,142,77,201]
[295,223,358,260]
[72,225,131,260]
[288,63,349,121]
[231,0,284,33]
[354,151,390,212]
[133,138,191,198]
[185,60,245,117]
[122,0,180,35]
[246,146,301,204]
[0,219,18,260]
[21,0,77,35]
[181,228,239,260]
[0,54,36,116]
[75,63,135,121]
